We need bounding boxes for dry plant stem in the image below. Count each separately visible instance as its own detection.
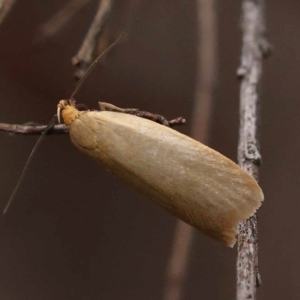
[38,0,91,39]
[0,123,68,134]
[162,1,218,300]
[72,0,113,78]
[236,0,270,299]
[0,114,185,135]
[0,0,16,26]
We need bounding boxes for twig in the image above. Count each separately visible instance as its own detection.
[72,0,113,79]
[0,113,185,136]
[0,0,16,26]
[37,0,92,40]
[0,123,68,134]
[162,1,218,300]
[236,0,271,299]
[126,111,186,127]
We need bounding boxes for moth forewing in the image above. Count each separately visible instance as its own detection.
[59,102,263,247]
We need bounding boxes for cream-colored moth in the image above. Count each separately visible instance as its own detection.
[4,25,263,247]
[57,99,263,247]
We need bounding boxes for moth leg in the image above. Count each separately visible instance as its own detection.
[98,102,138,113]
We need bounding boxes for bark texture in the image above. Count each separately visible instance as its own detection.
[236,0,271,299]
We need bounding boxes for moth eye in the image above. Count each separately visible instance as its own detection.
[75,103,89,111]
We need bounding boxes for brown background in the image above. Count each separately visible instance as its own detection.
[0,1,299,299]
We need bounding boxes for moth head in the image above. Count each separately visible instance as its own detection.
[57,99,78,126]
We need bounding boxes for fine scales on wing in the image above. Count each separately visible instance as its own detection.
[57,99,264,247]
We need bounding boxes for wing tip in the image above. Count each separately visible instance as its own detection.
[219,183,264,247]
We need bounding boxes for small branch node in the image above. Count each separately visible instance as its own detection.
[256,272,262,287]
[237,66,249,79]
[245,141,261,166]
[71,59,91,79]
[258,37,272,58]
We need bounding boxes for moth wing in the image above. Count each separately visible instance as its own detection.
[70,111,263,247]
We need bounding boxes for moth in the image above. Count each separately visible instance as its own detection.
[57,99,264,247]
[3,27,263,248]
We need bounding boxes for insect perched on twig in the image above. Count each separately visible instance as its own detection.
[3,21,263,248]
[56,98,263,247]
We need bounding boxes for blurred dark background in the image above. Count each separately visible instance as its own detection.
[0,0,299,299]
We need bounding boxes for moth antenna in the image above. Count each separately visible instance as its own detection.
[69,18,140,100]
[4,16,140,214]
[3,115,57,214]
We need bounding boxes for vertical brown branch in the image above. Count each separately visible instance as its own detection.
[236,0,270,299]
[72,0,113,78]
[162,1,218,299]
[0,0,16,26]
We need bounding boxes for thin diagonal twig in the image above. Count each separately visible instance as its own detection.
[162,1,218,299]
[72,0,113,79]
[236,0,271,299]
[37,0,92,40]
[0,0,16,26]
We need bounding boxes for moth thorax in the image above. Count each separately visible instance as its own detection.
[57,100,79,127]
[61,105,80,127]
